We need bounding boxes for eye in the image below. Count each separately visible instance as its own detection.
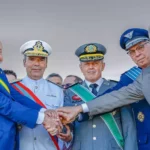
[127,50,135,56]
[29,57,35,61]
[137,45,144,50]
[41,58,45,61]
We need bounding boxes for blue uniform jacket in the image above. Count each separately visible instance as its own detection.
[98,67,150,150]
[0,68,42,150]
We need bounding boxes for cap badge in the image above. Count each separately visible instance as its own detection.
[33,41,44,52]
[85,44,97,53]
[124,31,134,39]
[137,112,144,122]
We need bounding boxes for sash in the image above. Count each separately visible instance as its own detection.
[0,78,10,93]
[69,83,124,150]
[12,81,60,150]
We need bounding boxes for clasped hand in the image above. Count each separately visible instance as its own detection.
[43,106,82,137]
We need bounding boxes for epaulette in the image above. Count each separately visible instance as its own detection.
[10,79,22,84]
[125,66,142,81]
[109,80,118,83]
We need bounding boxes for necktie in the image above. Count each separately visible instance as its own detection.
[89,83,98,96]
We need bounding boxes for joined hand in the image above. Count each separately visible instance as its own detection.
[43,109,63,136]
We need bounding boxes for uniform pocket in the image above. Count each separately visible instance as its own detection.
[138,134,148,145]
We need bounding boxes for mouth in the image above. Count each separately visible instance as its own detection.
[137,58,145,63]
[87,71,96,75]
[32,69,41,72]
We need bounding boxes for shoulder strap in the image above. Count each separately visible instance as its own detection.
[125,66,141,81]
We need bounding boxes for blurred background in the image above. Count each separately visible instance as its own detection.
[0,0,150,80]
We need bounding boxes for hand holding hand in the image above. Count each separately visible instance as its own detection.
[43,110,63,136]
[57,125,72,142]
[57,106,83,124]
[45,109,59,119]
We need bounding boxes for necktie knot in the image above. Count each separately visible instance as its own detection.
[89,83,98,89]
[89,83,98,96]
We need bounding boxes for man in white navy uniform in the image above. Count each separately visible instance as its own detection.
[18,40,72,150]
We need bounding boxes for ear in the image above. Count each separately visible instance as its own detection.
[45,58,48,68]
[101,62,105,71]
[79,63,83,73]
[23,59,26,67]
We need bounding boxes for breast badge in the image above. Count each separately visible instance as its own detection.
[72,95,81,101]
[137,112,144,122]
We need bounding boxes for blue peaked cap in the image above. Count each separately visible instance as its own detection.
[120,28,149,50]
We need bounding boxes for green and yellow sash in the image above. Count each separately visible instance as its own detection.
[0,79,10,93]
[69,83,124,150]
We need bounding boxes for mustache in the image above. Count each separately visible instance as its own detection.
[87,70,96,73]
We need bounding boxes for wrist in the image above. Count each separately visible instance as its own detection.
[76,105,83,114]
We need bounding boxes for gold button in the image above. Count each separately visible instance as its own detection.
[112,110,117,116]
[93,137,96,140]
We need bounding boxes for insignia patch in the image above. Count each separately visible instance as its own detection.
[124,31,134,39]
[85,44,97,53]
[137,112,144,122]
[33,41,44,51]
[72,95,81,101]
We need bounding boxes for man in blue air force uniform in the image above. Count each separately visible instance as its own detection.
[102,28,150,150]
[64,43,137,150]
[0,42,59,150]
[13,40,72,150]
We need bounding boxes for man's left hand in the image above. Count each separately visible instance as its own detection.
[57,125,72,142]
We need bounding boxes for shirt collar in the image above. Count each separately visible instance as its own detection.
[23,76,44,86]
[85,77,104,90]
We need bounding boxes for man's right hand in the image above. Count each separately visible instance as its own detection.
[43,110,63,136]
[57,106,83,124]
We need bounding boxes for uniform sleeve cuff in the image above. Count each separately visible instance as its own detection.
[81,103,89,113]
[40,108,47,112]
[36,111,45,124]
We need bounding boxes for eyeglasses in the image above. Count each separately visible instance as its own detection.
[62,83,73,89]
[127,40,150,56]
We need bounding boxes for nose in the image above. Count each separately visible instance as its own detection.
[135,50,141,57]
[88,63,94,68]
[34,60,40,66]
[89,64,93,69]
